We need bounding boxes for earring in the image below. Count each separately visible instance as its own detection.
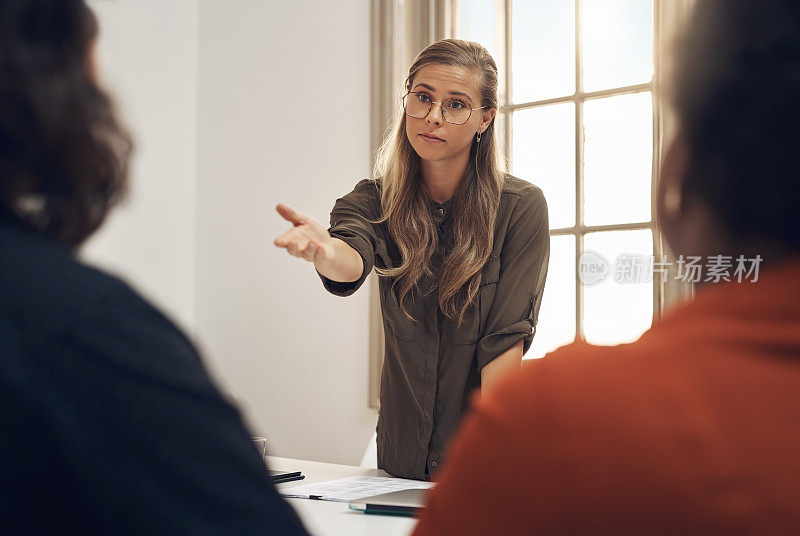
[476,131,482,143]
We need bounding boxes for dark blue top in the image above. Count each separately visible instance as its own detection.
[0,214,308,535]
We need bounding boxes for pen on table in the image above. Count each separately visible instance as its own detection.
[309,495,324,500]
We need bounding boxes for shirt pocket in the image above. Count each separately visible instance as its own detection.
[379,280,417,342]
[452,255,501,345]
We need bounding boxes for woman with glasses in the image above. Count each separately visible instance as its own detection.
[274,39,549,480]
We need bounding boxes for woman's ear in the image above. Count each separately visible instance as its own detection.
[479,108,497,134]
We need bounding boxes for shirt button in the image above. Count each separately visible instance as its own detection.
[431,460,438,467]
[437,208,444,215]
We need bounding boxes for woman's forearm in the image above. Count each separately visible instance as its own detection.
[315,237,364,283]
[480,340,523,393]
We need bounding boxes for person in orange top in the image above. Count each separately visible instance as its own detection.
[413,0,800,534]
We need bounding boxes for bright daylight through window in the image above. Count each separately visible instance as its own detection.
[456,0,657,357]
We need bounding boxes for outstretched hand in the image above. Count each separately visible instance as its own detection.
[273,204,336,266]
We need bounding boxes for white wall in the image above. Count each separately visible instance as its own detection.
[82,0,198,331]
[81,0,373,466]
[195,1,376,464]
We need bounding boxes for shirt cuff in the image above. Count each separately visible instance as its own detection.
[317,229,373,297]
[475,320,533,371]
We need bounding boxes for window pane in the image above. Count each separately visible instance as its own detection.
[512,0,575,102]
[512,102,575,229]
[582,0,654,92]
[583,92,652,226]
[457,0,499,61]
[582,229,653,345]
[526,234,576,359]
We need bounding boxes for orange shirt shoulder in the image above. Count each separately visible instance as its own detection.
[414,258,800,535]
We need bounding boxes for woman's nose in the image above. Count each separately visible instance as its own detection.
[426,102,443,126]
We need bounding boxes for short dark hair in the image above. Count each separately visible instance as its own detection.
[673,0,800,250]
[0,0,132,247]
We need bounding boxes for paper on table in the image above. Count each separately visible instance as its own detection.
[279,475,434,503]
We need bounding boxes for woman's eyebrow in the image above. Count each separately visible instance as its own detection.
[413,82,474,101]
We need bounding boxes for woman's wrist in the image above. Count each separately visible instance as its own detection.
[316,237,363,283]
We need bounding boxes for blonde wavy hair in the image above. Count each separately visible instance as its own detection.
[374,39,504,324]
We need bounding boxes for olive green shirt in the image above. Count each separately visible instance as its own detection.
[320,175,549,480]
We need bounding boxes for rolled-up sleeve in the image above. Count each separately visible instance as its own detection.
[318,179,382,297]
[476,187,550,370]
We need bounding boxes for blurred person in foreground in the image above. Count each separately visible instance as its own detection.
[413,0,800,534]
[0,0,308,534]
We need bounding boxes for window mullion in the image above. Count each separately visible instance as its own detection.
[504,0,513,168]
[651,0,663,319]
[575,0,585,341]
[504,82,652,112]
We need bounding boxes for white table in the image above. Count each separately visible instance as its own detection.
[269,456,418,536]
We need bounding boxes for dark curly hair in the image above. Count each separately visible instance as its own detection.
[0,0,132,247]
[673,0,800,250]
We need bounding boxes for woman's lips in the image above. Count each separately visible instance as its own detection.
[419,133,445,143]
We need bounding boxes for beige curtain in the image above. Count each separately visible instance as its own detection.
[654,0,696,315]
[367,0,455,408]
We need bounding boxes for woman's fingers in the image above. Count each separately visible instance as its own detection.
[300,241,318,262]
[286,240,308,257]
[273,228,295,248]
[275,225,310,246]
[274,205,331,263]
[276,203,330,237]
[275,203,308,227]
[291,240,319,262]
[282,229,308,256]
[275,227,319,262]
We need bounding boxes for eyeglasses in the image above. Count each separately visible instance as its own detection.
[403,91,487,125]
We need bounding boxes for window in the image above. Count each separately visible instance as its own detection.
[456,0,660,358]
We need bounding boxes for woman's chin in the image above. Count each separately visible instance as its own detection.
[412,143,449,163]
